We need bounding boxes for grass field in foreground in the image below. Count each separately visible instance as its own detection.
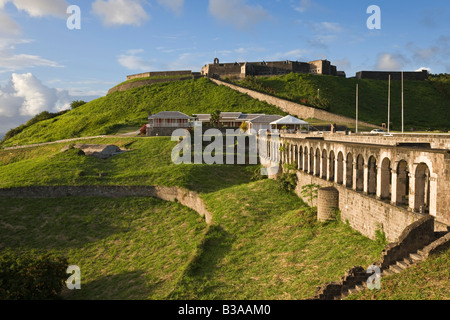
[0,197,207,300]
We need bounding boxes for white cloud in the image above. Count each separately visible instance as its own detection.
[9,0,68,18]
[375,53,407,71]
[416,67,432,72]
[118,49,152,71]
[209,0,270,30]
[0,73,71,119]
[0,11,20,35]
[0,38,62,72]
[92,0,149,27]
[157,0,184,15]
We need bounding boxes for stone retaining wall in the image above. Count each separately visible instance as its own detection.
[0,186,212,225]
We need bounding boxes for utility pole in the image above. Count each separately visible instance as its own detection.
[401,71,404,133]
[388,74,391,133]
[356,84,359,133]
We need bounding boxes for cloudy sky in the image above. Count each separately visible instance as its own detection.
[0,0,449,136]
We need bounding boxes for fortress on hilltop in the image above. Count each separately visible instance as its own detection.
[110,57,430,94]
[200,58,346,79]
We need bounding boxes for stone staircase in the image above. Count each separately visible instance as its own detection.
[312,227,450,300]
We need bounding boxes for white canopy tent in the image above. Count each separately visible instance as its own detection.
[270,115,310,131]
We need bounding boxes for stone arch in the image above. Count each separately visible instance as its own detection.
[315,148,321,176]
[368,156,377,195]
[356,154,365,191]
[321,149,328,179]
[329,150,335,182]
[346,153,353,188]
[380,158,392,200]
[337,151,344,185]
[309,147,314,174]
[396,160,409,206]
[414,163,431,213]
[214,57,219,64]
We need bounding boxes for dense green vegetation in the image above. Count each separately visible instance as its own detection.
[347,247,450,300]
[1,78,285,147]
[234,73,450,130]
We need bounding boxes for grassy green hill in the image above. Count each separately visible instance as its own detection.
[1,78,285,147]
[233,73,450,130]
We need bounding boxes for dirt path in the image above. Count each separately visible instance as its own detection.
[2,133,140,151]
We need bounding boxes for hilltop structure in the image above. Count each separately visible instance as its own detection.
[201,58,345,79]
[356,70,429,81]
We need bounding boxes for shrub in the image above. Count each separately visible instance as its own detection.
[0,250,69,300]
[70,100,87,110]
[277,163,298,192]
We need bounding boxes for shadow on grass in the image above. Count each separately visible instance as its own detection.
[62,270,150,300]
[167,224,234,299]
[0,197,132,251]
[179,163,257,194]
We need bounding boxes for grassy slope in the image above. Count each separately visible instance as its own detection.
[346,247,450,300]
[0,197,207,300]
[0,137,256,192]
[2,78,286,147]
[234,73,450,130]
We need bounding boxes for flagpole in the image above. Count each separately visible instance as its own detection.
[401,71,404,133]
[356,84,359,133]
[388,74,391,133]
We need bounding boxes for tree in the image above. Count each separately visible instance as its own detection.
[70,100,87,110]
[240,121,249,133]
[210,110,221,127]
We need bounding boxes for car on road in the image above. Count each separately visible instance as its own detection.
[370,129,386,134]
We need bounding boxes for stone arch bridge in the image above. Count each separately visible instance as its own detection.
[260,133,450,242]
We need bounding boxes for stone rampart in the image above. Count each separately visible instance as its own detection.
[0,186,212,225]
[108,77,193,95]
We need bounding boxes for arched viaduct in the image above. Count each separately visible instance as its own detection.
[260,133,450,242]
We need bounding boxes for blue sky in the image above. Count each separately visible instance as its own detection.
[0,0,449,135]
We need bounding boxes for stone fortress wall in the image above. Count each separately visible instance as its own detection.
[356,70,429,81]
[200,58,343,79]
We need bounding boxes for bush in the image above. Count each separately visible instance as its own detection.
[277,163,298,192]
[0,250,69,300]
[70,100,87,110]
